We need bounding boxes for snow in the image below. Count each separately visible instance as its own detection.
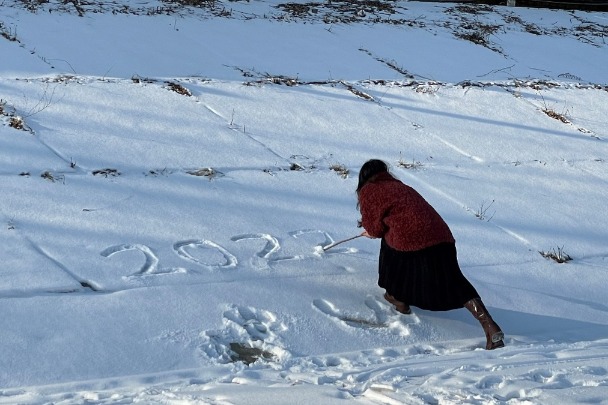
[1,0,608,403]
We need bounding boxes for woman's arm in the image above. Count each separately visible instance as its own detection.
[359,185,388,238]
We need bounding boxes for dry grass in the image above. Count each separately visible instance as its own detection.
[330,164,349,179]
[0,21,18,42]
[166,81,192,96]
[542,107,571,124]
[41,171,65,183]
[540,246,573,263]
[397,158,424,170]
[92,168,121,177]
[473,200,495,222]
[187,167,223,179]
[289,163,305,171]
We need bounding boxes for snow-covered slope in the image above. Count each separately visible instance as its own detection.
[1,1,608,403]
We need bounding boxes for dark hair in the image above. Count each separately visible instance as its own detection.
[356,159,389,221]
[356,159,388,194]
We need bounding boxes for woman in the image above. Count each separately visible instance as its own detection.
[357,159,504,350]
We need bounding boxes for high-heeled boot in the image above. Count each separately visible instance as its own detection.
[464,298,504,350]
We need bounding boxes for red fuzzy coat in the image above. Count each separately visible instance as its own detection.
[358,172,455,252]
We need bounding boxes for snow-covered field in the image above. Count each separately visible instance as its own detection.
[1,1,608,403]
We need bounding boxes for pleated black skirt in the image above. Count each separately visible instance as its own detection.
[378,239,479,311]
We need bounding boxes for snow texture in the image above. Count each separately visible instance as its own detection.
[1,1,608,403]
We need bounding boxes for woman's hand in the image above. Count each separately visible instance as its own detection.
[360,230,375,238]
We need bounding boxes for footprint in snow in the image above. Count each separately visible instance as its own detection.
[222,304,285,341]
[313,296,416,336]
[199,304,289,365]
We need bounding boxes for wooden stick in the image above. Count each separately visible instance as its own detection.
[322,234,363,251]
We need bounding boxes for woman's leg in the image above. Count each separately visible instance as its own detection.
[464,298,504,350]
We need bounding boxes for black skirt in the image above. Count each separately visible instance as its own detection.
[378,239,479,311]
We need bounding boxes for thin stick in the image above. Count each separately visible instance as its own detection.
[322,234,363,251]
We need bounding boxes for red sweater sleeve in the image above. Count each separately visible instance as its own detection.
[358,173,455,251]
[359,181,389,238]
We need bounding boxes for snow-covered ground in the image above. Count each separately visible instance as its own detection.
[1,1,608,403]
